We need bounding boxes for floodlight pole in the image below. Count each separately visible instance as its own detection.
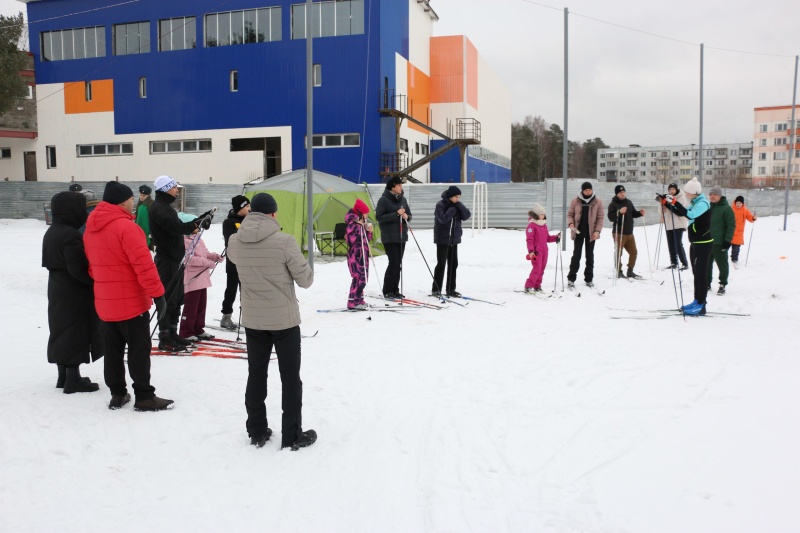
[306,0,315,270]
[784,55,798,231]
[561,7,569,250]
[698,43,704,183]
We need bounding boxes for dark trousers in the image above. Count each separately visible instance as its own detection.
[432,244,459,293]
[382,242,406,295]
[708,245,730,286]
[221,263,239,315]
[690,242,713,304]
[180,289,207,338]
[731,244,741,262]
[244,326,303,446]
[155,255,183,331]
[103,312,155,400]
[665,228,688,267]
[567,232,595,283]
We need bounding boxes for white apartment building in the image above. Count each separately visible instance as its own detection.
[597,143,753,185]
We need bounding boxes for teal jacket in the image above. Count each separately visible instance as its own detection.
[709,196,735,245]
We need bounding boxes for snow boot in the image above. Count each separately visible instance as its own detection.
[196,332,215,340]
[717,284,726,295]
[617,270,626,279]
[108,393,131,410]
[170,328,194,346]
[680,264,689,271]
[680,299,698,311]
[446,291,462,298]
[585,282,595,288]
[158,330,187,352]
[219,314,236,330]
[567,281,575,288]
[63,366,99,394]
[250,428,273,448]
[626,269,642,280]
[430,290,442,298]
[282,429,317,451]
[684,302,706,316]
[732,260,739,270]
[134,395,174,412]
[56,363,92,389]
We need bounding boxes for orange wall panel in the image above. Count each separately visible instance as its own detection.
[431,36,464,104]
[64,79,114,114]
[408,62,431,134]
[466,38,478,110]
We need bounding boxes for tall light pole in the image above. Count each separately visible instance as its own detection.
[785,55,798,231]
[306,0,315,270]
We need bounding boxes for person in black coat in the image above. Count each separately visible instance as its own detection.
[431,185,471,297]
[148,176,212,349]
[42,191,103,393]
[219,195,251,329]
[607,184,645,278]
[375,176,412,298]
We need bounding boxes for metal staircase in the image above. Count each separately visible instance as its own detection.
[379,89,481,181]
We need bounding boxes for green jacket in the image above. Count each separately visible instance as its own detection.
[709,196,735,245]
[135,196,154,248]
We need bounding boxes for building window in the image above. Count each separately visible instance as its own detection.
[775,138,788,146]
[159,16,196,51]
[26,85,33,99]
[759,139,767,146]
[150,139,212,154]
[139,77,147,98]
[313,64,322,87]
[85,81,92,102]
[291,0,365,39]
[46,146,57,169]
[113,22,151,55]
[230,70,239,92]
[757,153,766,160]
[305,133,360,148]
[399,138,408,152]
[776,123,788,132]
[0,148,10,159]
[206,7,281,47]
[759,124,768,133]
[421,144,429,156]
[774,152,787,160]
[77,143,133,157]
[41,26,106,61]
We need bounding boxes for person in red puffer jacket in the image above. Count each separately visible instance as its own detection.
[84,181,174,412]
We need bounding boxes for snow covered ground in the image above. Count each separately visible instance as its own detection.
[1,213,799,533]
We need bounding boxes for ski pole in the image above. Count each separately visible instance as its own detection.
[559,235,565,292]
[745,213,755,267]
[406,221,446,303]
[640,215,653,278]
[359,223,373,321]
[654,214,663,269]
[399,217,404,300]
[668,209,686,317]
[235,296,243,342]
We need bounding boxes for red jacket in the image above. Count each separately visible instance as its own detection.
[84,201,164,322]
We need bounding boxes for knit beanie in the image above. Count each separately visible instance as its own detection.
[353,198,370,216]
[709,186,723,196]
[139,184,152,195]
[102,181,134,205]
[531,203,546,216]
[684,177,701,195]
[443,185,462,199]
[385,176,404,189]
[69,183,83,192]
[735,195,745,204]
[154,175,179,193]
[581,182,593,190]
[614,184,626,195]
[231,195,250,212]
[178,212,196,223]
[251,193,278,214]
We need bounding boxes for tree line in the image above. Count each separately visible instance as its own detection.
[511,115,608,182]
[0,13,28,117]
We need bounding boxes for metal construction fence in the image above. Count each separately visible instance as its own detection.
[2,180,798,231]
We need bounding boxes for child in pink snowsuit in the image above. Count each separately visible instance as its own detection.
[179,216,223,340]
[345,199,373,309]
[524,203,560,292]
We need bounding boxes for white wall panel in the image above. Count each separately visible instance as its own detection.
[34,84,292,185]
[0,138,36,181]
[408,0,433,74]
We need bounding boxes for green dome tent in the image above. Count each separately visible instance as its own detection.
[243,169,383,256]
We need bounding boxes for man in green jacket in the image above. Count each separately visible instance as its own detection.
[707,186,735,295]
[135,185,154,250]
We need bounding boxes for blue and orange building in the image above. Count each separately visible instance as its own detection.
[6,0,511,185]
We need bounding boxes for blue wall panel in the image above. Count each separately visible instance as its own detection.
[27,0,391,183]
[429,140,511,184]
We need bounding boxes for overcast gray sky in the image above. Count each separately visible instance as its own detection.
[3,0,799,147]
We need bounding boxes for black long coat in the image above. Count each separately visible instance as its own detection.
[42,192,104,365]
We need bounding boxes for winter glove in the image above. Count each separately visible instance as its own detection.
[722,241,731,250]
[526,252,537,261]
[154,296,167,320]
[199,217,212,230]
[655,193,664,203]
[555,233,561,243]
[664,194,676,205]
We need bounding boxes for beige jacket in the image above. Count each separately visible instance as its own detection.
[567,194,604,240]
[227,212,313,331]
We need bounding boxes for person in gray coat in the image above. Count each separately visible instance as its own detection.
[227,193,317,451]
